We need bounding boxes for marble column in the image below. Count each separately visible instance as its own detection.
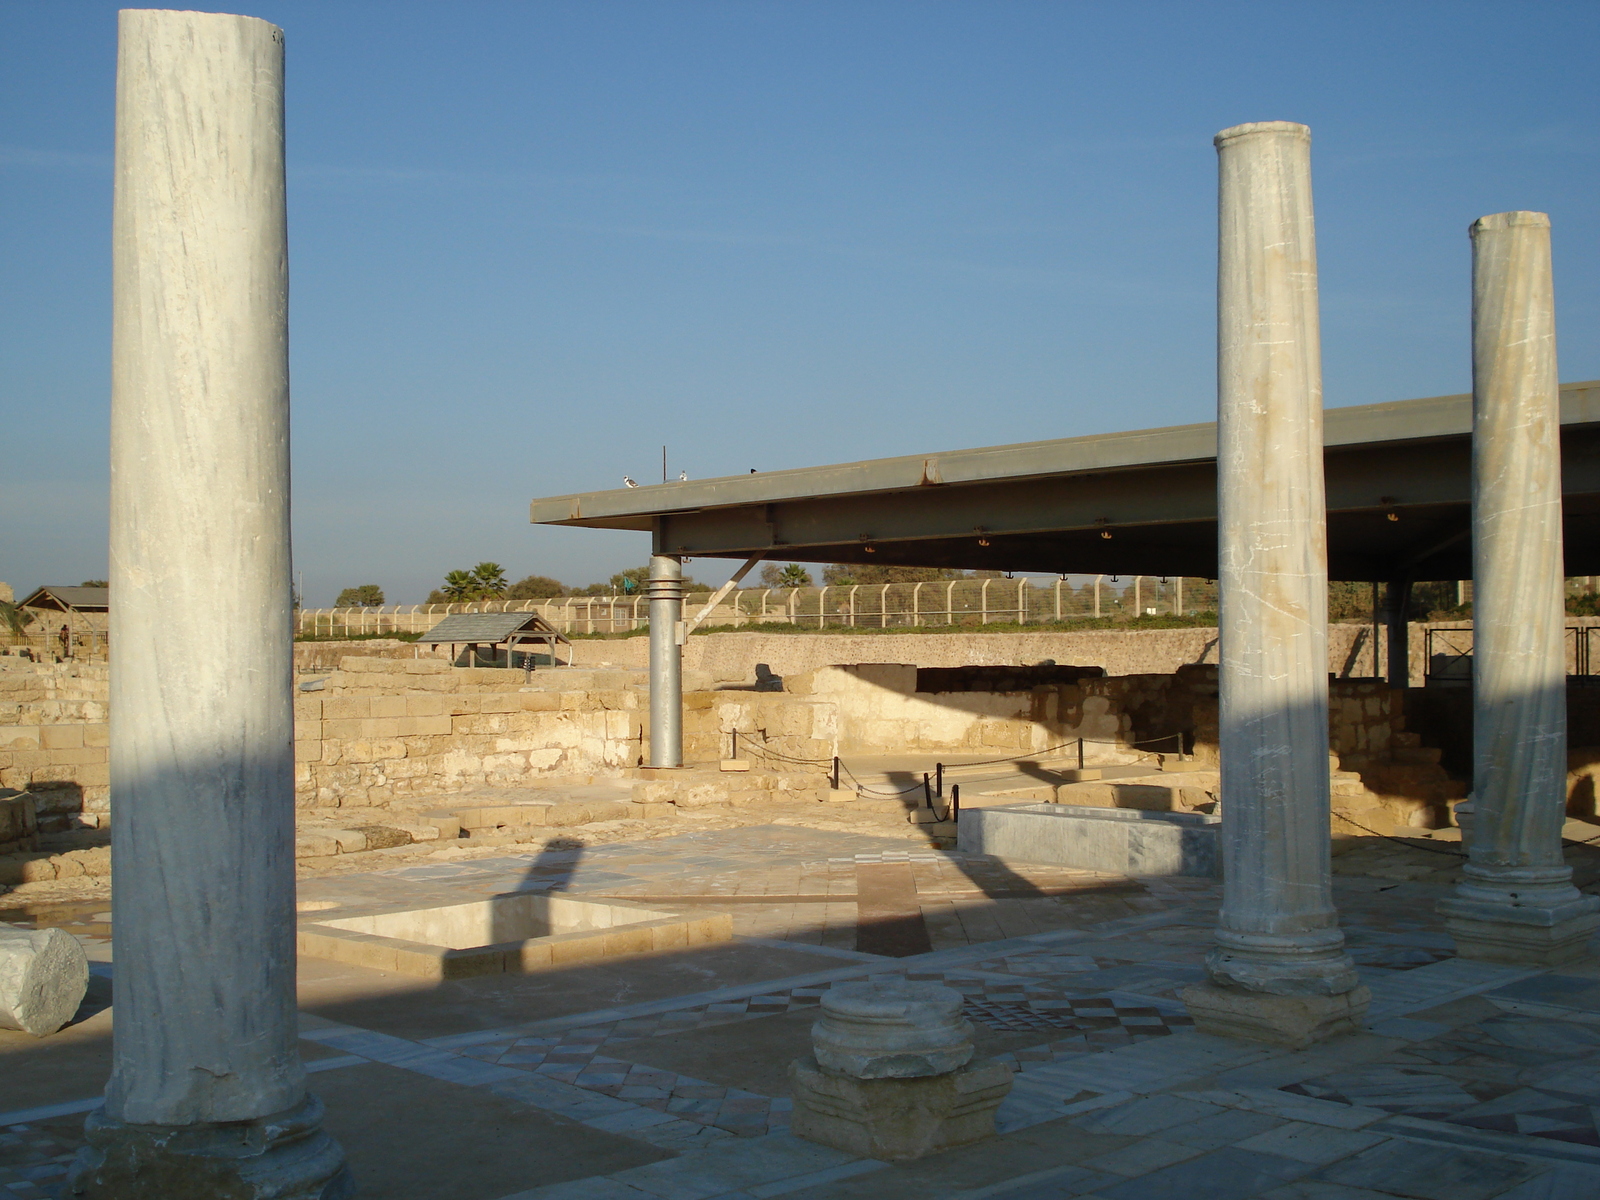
[1180,121,1368,1048]
[69,11,351,1198]
[1438,212,1599,964]
[648,553,684,768]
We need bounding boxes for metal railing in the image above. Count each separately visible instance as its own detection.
[1424,624,1600,684]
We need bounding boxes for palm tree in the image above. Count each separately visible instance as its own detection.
[0,600,31,639]
[778,563,813,588]
[442,570,477,601]
[471,562,508,598]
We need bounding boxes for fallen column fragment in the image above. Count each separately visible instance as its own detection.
[0,923,88,1037]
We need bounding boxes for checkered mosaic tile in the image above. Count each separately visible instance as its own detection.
[0,1120,80,1200]
[452,961,1201,1139]
[964,951,1125,978]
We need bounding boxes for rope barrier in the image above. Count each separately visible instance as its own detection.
[1330,810,1467,857]
[723,727,1189,801]
[838,762,926,799]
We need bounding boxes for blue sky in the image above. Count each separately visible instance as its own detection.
[3,1,1597,605]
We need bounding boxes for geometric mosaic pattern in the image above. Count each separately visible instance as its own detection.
[484,1035,791,1138]
[450,967,1202,1139]
[1347,943,1456,971]
[963,998,1086,1031]
[0,1118,80,1200]
[1282,1012,1600,1149]
[989,1005,1195,1073]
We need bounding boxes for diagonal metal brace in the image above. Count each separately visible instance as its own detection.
[679,552,765,641]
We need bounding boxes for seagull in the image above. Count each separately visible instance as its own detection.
[623,476,638,488]
[678,471,688,481]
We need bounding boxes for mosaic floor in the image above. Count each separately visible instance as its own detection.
[5,824,1600,1199]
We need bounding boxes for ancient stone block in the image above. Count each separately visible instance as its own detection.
[0,923,89,1036]
[40,725,84,750]
[1180,982,1371,1049]
[788,1057,1013,1161]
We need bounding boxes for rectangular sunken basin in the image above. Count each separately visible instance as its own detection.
[957,801,1222,878]
[298,892,732,979]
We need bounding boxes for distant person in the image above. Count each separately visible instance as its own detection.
[58,624,71,658]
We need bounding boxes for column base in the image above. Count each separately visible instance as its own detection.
[1180,983,1371,1049]
[1438,896,1600,966]
[67,1095,352,1200]
[788,1056,1014,1161]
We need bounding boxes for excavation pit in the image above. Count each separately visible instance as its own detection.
[298,891,732,979]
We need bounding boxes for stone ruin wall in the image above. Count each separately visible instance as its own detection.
[9,622,1598,828]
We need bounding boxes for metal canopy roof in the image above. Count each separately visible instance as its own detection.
[18,586,110,612]
[529,382,1600,582]
[419,613,568,645]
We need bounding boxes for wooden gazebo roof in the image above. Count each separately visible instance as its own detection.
[18,586,109,613]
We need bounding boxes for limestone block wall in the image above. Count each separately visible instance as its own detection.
[0,659,111,823]
[294,658,646,807]
[681,691,839,770]
[1115,666,1400,765]
[782,664,1136,759]
[571,624,1385,684]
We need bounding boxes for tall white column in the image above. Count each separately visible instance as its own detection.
[1180,121,1368,1048]
[648,553,684,767]
[1439,212,1598,964]
[70,11,350,1198]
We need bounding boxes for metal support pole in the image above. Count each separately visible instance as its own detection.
[1371,581,1383,679]
[648,554,683,768]
[831,756,840,790]
[1385,579,1412,687]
